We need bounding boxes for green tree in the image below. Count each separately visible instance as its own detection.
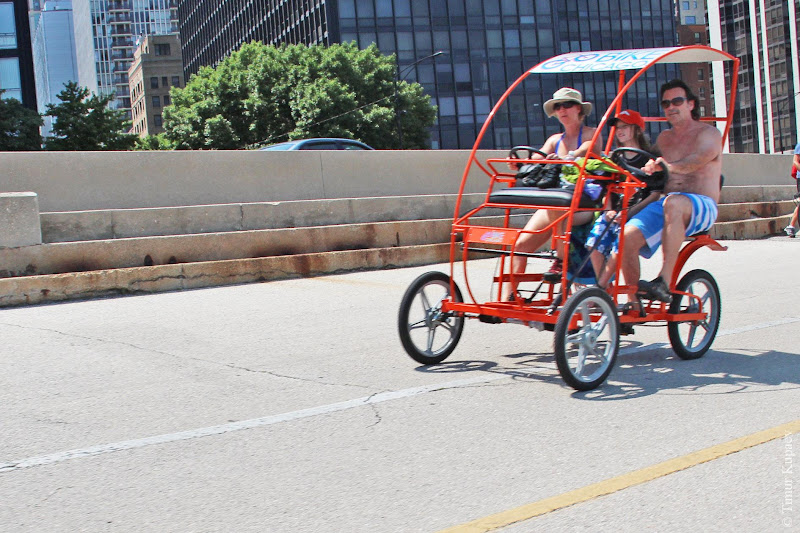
[0,90,43,151]
[164,42,437,150]
[134,133,175,151]
[44,81,136,151]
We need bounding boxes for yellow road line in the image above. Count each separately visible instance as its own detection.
[440,418,800,532]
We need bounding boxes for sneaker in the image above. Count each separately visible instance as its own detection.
[543,258,563,282]
[784,225,796,238]
[637,276,673,303]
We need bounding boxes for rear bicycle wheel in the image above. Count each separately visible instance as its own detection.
[398,271,464,365]
[668,269,720,360]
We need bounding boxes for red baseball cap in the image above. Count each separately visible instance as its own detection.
[609,109,645,130]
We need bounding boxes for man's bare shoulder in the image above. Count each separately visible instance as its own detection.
[657,121,721,145]
[697,121,722,141]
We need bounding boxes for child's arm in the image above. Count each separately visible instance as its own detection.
[628,190,661,218]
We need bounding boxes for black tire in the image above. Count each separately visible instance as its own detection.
[667,269,720,360]
[398,271,464,365]
[554,287,619,391]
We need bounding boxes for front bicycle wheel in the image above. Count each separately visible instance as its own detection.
[398,271,464,365]
[554,287,619,391]
[668,269,720,360]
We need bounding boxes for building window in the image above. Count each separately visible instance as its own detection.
[697,68,704,81]
[154,114,162,127]
[150,77,158,89]
[155,43,171,56]
[685,15,696,24]
[0,57,22,101]
[0,3,16,49]
[171,75,180,87]
[163,94,170,106]
[162,76,168,87]
[152,95,161,108]
[681,1,689,9]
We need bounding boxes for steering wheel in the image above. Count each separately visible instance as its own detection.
[610,147,668,187]
[509,146,548,162]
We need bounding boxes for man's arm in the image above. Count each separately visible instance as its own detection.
[793,153,799,172]
[659,126,721,175]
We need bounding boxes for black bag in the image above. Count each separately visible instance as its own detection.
[515,163,546,187]
[515,163,562,189]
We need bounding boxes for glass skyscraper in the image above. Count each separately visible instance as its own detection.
[32,0,79,138]
[711,0,800,153]
[72,0,178,117]
[177,0,678,149]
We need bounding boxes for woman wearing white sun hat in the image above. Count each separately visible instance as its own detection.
[504,87,603,300]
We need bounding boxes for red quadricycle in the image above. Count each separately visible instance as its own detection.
[398,46,740,391]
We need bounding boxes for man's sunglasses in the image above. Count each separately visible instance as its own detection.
[661,96,688,109]
[552,101,578,111]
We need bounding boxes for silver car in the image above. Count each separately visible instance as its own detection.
[260,138,374,151]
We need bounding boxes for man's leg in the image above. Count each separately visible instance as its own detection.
[658,194,693,283]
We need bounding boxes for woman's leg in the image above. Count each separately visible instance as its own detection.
[503,210,594,299]
[502,209,558,300]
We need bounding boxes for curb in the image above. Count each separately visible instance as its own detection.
[0,244,452,307]
[0,213,794,308]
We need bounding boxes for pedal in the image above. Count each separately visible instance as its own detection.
[478,314,503,324]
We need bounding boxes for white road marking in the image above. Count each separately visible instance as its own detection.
[0,374,505,474]
[2,317,798,475]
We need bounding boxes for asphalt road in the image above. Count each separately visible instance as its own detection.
[1,236,799,532]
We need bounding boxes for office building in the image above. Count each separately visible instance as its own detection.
[675,1,712,117]
[176,0,678,149]
[709,0,800,153]
[677,0,705,25]
[28,0,42,32]
[32,0,78,138]
[1,0,37,109]
[72,0,179,119]
[129,33,184,136]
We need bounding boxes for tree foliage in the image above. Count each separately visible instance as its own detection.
[0,90,43,151]
[164,42,437,150]
[44,82,136,151]
[134,133,175,151]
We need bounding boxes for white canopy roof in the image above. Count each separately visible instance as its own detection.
[529,46,736,74]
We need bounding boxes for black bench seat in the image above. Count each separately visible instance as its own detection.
[488,187,602,208]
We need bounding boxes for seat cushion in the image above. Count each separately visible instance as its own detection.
[488,187,601,208]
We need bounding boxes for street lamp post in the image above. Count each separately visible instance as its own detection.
[394,51,446,149]
[776,91,800,153]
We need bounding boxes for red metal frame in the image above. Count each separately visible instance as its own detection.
[443,46,738,329]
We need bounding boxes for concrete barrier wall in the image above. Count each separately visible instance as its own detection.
[0,150,500,212]
[0,150,794,213]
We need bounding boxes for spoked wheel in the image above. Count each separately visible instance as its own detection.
[668,269,720,360]
[554,287,619,391]
[398,271,464,365]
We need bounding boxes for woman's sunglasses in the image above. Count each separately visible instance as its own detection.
[552,101,578,111]
[661,96,687,109]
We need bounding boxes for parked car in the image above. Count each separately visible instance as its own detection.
[260,138,374,151]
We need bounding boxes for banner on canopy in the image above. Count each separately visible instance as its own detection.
[531,48,676,74]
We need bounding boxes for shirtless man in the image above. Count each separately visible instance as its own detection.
[620,79,722,303]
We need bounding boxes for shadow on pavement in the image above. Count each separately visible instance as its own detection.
[415,344,800,400]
